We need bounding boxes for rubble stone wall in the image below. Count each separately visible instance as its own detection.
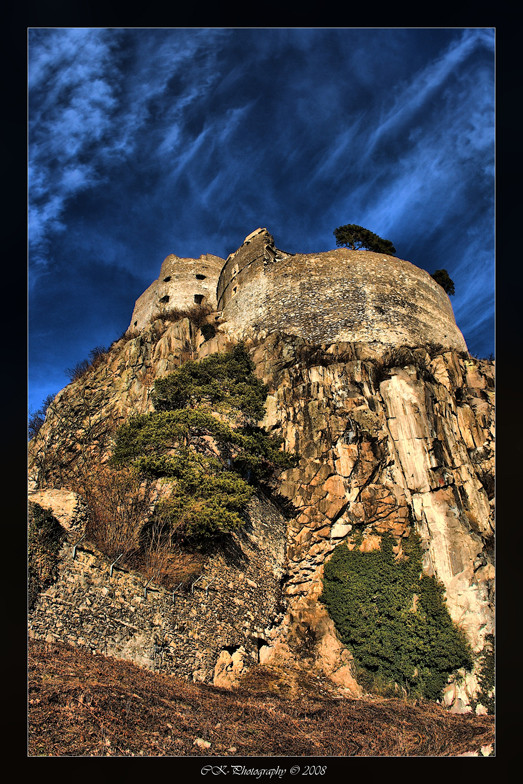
[28,494,288,687]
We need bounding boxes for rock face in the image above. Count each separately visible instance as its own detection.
[247,336,494,703]
[28,316,230,490]
[28,230,494,710]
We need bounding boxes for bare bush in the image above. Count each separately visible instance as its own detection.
[137,507,205,589]
[111,328,139,346]
[88,345,109,369]
[65,359,91,382]
[72,464,155,559]
[427,343,445,359]
[374,346,434,384]
[65,346,109,383]
[69,463,204,586]
[28,392,57,441]
[139,541,204,590]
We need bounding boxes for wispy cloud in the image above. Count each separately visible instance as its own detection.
[28,28,227,269]
[364,29,493,157]
[28,29,495,413]
[312,28,494,260]
[29,30,119,255]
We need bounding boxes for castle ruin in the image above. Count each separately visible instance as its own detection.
[128,228,467,353]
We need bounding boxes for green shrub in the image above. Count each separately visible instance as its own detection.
[431,269,455,295]
[111,344,295,542]
[111,409,235,466]
[333,224,396,255]
[320,531,473,701]
[152,471,254,541]
[151,343,268,422]
[474,634,495,714]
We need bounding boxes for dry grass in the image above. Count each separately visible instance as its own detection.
[155,304,214,327]
[124,545,206,590]
[66,462,208,590]
[28,640,494,758]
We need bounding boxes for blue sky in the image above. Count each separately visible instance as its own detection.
[28,27,495,415]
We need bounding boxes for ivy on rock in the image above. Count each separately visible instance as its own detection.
[320,531,473,701]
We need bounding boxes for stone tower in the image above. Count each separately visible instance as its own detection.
[128,253,224,332]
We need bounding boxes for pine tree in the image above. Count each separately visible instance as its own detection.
[333,224,396,255]
[431,269,455,295]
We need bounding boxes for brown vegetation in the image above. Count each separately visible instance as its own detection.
[155,303,214,327]
[65,345,111,383]
[72,464,154,559]
[125,539,206,591]
[71,463,205,589]
[28,640,494,758]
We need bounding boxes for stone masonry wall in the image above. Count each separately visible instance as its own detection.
[127,228,466,352]
[221,246,467,353]
[129,253,224,332]
[28,493,288,687]
[216,228,291,309]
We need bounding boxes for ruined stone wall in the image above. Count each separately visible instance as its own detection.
[129,253,224,332]
[220,243,467,353]
[127,228,467,353]
[216,228,288,310]
[28,493,288,687]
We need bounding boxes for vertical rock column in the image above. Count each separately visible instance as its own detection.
[252,337,494,698]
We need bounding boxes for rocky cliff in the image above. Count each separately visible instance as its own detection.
[28,309,494,712]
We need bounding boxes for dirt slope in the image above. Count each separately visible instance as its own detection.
[28,640,494,758]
